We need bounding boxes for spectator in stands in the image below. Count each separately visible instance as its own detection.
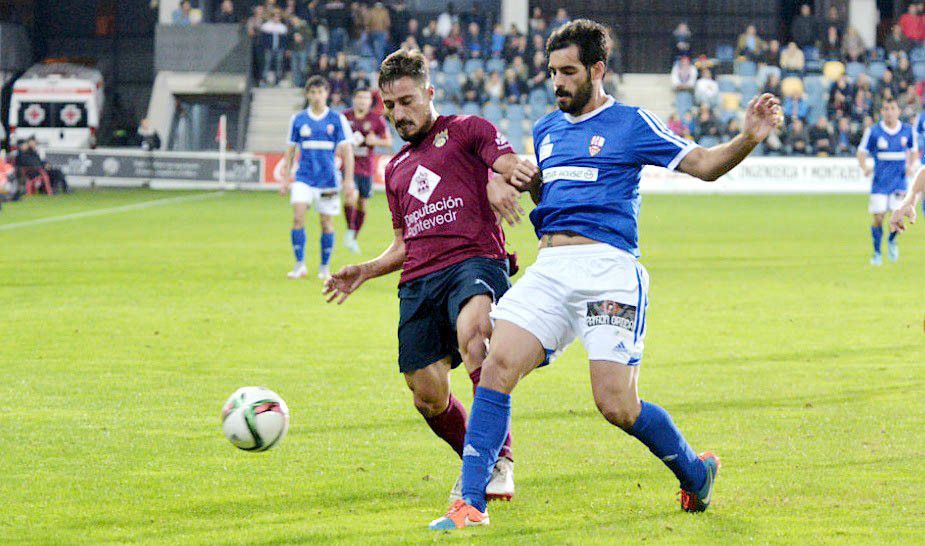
[842,27,867,63]
[365,2,390,63]
[503,67,528,104]
[764,125,784,155]
[786,118,809,154]
[436,3,456,39]
[505,33,528,63]
[323,0,351,55]
[828,81,851,119]
[761,39,781,67]
[880,68,900,100]
[850,84,873,123]
[312,53,332,80]
[670,56,696,92]
[736,24,766,62]
[694,68,719,107]
[791,4,817,49]
[484,70,504,102]
[422,44,439,72]
[885,24,911,63]
[400,33,419,52]
[289,23,311,87]
[529,6,545,34]
[530,18,548,49]
[763,72,783,98]
[465,22,485,58]
[215,0,237,24]
[820,24,842,60]
[783,92,809,123]
[528,51,547,91]
[899,3,925,43]
[721,118,741,143]
[260,10,289,85]
[421,20,441,53]
[896,54,913,88]
[834,116,854,155]
[528,33,546,62]
[550,8,570,31]
[693,105,720,143]
[389,0,410,47]
[444,22,464,57]
[137,119,161,151]
[822,5,844,38]
[462,68,485,104]
[672,22,692,59]
[172,0,193,26]
[405,18,421,46]
[666,113,685,137]
[780,42,805,74]
[809,116,833,156]
[490,23,506,58]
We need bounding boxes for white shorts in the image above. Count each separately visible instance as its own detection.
[290,182,341,216]
[869,191,906,214]
[491,243,649,365]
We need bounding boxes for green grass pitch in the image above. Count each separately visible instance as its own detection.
[1,189,923,545]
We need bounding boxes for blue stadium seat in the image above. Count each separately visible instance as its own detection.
[734,61,758,77]
[528,101,548,118]
[699,135,720,148]
[739,78,759,101]
[506,122,525,153]
[354,56,377,74]
[845,61,865,79]
[718,110,737,124]
[911,47,925,63]
[715,44,735,64]
[914,61,925,81]
[802,46,820,61]
[482,102,504,122]
[441,74,462,101]
[529,87,547,105]
[441,102,459,116]
[804,75,825,97]
[506,103,526,122]
[486,58,506,74]
[442,56,463,75]
[868,60,888,80]
[717,76,737,93]
[461,101,481,116]
[675,91,694,115]
[464,58,485,74]
[804,59,823,74]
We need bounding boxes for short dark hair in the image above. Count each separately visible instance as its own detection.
[378,48,429,89]
[306,75,330,91]
[353,87,372,96]
[882,96,899,106]
[546,19,612,68]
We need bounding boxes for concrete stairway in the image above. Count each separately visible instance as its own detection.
[246,86,305,152]
[617,73,675,123]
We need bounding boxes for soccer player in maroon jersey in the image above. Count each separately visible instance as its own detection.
[323,48,535,501]
[343,88,392,254]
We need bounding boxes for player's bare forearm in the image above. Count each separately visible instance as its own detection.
[359,231,406,280]
[282,145,297,179]
[679,133,758,182]
[340,143,355,183]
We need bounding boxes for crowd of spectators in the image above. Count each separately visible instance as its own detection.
[670,3,925,157]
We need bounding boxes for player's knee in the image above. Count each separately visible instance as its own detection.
[595,398,641,431]
[412,392,448,418]
[458,320,491,362]
[480,351,521,393]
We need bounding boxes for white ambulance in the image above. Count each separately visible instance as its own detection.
[8,62,104,148]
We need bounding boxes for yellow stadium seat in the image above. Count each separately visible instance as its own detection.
[781,76,805,98]
[822,61,845,81]
[720,92,742,112]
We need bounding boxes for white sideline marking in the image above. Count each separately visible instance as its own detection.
[0,192,225,232]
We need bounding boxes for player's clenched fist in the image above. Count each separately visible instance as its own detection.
[509,158,541,191]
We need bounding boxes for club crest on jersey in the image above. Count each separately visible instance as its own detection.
[363,121,371,131]
[327,124,335,135]
[434,129,449,148]
[408,164,442,203]
[300,125,311,137]
[877,136,888,149]
[589,135,605,156]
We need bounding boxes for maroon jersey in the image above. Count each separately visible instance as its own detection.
[385,115,514,284]
[344,109,388,177]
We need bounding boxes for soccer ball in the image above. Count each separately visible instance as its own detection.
[221,387,290,452]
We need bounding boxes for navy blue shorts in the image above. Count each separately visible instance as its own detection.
[355,175,373,199]
[397,257,510,374]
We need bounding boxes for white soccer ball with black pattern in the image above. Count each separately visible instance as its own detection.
[221,387,290,452]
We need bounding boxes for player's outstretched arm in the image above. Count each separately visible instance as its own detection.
[279,144,297,195]
[891,167,924,232]
[679,93,783,181]
[323,229,406,304]
[338,141,358,208]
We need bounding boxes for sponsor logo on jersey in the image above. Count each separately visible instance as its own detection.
[586,300,636,330]
[300,124,312,137]
[589,135,606,156]
[877,136,888,149]
[542,166,599,183]
[434,129,449,148]
[363,121,371,131]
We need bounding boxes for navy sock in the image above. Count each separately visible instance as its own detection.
[628,401,707,493]
[461,387,510,512]
[290,228,305,263]
[320,232,334,266]
[871,226,883,254]
[888,230,898,243]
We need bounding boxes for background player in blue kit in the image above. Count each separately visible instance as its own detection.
[430,19,783,530]
[857,98,917,266]
[281,75,357,280]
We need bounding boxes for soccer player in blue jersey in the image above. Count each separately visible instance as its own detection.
[858,98,917,266]
[281,75,357,280]
[430,19,782,530]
